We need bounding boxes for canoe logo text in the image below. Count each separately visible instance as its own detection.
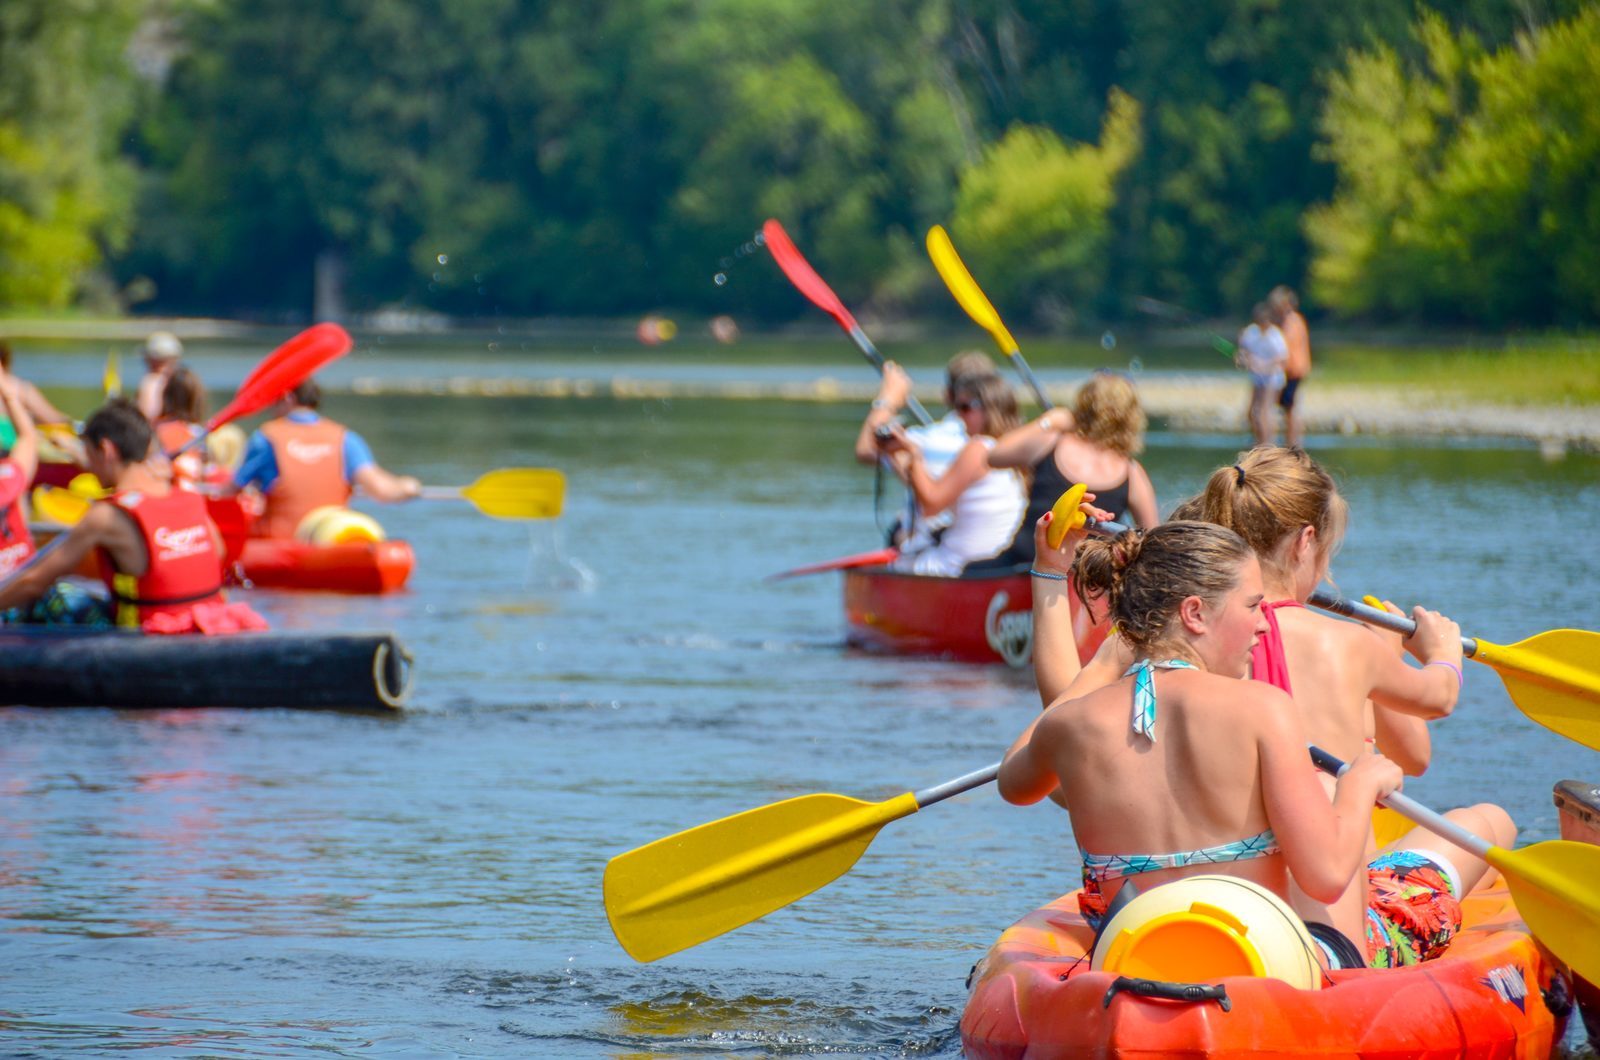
[1478,964,1527,1012]
[154,524,213,561]
[285,439,336,464]
[985,591,1033,669]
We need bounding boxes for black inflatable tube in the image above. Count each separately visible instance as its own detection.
[0,628,413,710]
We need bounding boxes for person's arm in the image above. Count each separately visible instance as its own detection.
[1373,703,1431,776]
[0,373,39,483]
[219,432,274,496]
[902,438,987,516]
[352,464,422,502]
[1256,687,1403,902]
[987,410,1066,470]
[999,706,1067,805]
[854,362,912,465]
[1125,460,1159,529]
[0,504,116,610]
[20,381,71,426]
[1030,499,1113,705]
[1365,607,1464,719]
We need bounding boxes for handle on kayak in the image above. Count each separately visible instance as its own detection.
[1103,977,1232,1012]
[1306,588,1480,657]
[1308,746,1492,860]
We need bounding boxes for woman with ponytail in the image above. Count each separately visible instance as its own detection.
[1001,522,1401,936]
[1185,446,1513,966]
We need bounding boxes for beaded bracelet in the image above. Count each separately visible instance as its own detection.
[1029,569,1069,581]
[1425,660,1464,688]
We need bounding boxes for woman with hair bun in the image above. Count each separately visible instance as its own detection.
[1001,521,1402,936]
[1190,445,1514,966]
[975,372,1159,572]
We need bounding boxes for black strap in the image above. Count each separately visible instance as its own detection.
[112,584,223,607]
[1103,976,1231,1012]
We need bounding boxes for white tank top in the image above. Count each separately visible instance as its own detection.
[896,437,1026,576]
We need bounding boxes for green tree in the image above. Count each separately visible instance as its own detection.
[0,0,143,309]
[948,90,1140,324]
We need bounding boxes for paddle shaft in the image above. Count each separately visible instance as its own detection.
[915,762,1001,806]
[850,325,932,426]
[1007,353,1052,412]
[1308,588,1480,656]
[1309,746,1489,858]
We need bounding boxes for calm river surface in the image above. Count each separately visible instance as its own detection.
[3,339,1598,1057]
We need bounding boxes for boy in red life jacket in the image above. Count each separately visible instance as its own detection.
[225,379,420,539]
[0,400,267,634]
[0,368,39,582]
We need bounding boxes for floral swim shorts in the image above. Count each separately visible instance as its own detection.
[1364,850,1463,968]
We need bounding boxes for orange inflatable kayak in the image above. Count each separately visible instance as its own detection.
[233,537,414,594]
[962,883,1569,1059]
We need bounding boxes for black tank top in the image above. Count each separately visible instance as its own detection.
[965,448,1132,573]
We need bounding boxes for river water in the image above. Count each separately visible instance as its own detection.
[3,338,1598,1057]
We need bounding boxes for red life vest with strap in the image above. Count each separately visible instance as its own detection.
[258,416,350,538]
[0,456,35,579]
[97,487,225,629]
[155,418,205,488]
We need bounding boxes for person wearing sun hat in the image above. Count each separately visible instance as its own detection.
[136,330,184,421]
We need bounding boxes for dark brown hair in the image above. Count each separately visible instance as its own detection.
[81,398,152,462]
[1073,521,1253,654]
[160,367,208,423]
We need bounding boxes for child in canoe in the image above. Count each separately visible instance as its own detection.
[1001,521,1403,953]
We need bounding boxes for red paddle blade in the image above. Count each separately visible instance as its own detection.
[206,323,352,432]
[762,219,858,334]
[765,547,899,582]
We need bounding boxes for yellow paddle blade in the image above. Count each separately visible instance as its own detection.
[1489,839,1600,983]
[1371,806,1412,848]
[1475,630,1600,750]
[926,225,1019,356]
[604,789,920,962]
[31,486,91,526]
[103,349,121,397]
[68,473,107,500]
[459,468,565,519]
[1045,484,1088,550]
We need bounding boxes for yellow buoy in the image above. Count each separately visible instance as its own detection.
[294,506,386,545]
[1090,874,1322,990]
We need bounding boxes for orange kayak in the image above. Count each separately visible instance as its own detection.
[962,882,1569,1058]
[234,537,414,594]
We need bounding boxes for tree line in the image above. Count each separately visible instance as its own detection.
[2,0,1595,327]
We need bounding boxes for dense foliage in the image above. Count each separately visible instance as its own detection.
[1,0,1594,325]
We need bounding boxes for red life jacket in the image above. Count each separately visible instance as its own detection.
[258,416,350,538]
[0,457,35,579]
[97,487,225,629]
[155,418,206,488]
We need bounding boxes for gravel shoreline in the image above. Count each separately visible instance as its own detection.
[345,372,1600,455]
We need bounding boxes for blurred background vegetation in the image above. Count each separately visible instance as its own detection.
[1,0,1596,328]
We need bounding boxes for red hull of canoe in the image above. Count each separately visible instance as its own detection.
[843,566,1105,668]
[1555,779,1600,1051]
[235,537,414,594]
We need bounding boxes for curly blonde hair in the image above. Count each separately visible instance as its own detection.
[1073,373,1146,456]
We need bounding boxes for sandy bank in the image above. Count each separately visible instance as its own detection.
[345,372,1599,455]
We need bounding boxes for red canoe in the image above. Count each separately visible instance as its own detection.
[843,566,1106,668]
[233,537,415,594]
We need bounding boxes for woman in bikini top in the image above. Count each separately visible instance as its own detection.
[999,521,1401,926]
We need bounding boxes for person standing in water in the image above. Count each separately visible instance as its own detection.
[136,331,185,422]
[1270,286,1311,447]
[1236,304,1287,446]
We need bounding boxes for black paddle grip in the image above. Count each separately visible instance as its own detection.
[1103,976,1232,1012]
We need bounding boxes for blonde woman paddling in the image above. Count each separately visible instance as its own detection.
[975,372,1157,572]
[1193,446,1513,966]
